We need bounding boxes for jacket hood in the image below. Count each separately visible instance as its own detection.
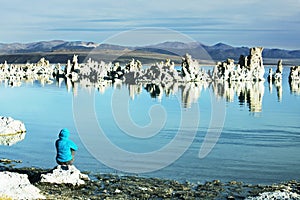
[59,128,70,139]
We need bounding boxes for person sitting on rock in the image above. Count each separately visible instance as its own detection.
[55,128,78,165]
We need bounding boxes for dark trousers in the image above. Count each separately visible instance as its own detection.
[57,149,75,165]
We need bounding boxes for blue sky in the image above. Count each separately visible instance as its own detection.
[1,0,300,49]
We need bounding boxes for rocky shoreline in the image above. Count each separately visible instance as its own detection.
[0,162,299,200]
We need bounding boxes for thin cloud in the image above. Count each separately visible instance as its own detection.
[84,19,125,23]
[1,0,299,48]
[48,28,130,32]
[48,27,285,33]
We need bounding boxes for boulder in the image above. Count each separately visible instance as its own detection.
[40,165,90,186]
[0,116,26,135]
[0,171,45,200]
[246,191,300,200]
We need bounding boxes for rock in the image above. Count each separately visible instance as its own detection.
[139,59,180,83]
[213,59,235,81]
[61,55,81,81]
[0,116,26,136]
[121,54,210,84]
[40,165,90,186]
[72,54,80,72]
[65,59,72,75]
[213,179,221,185]
[0,59,54,87]
[36,57,50,67]
[248,47,264,72]
[35,58,53,75]
[114,188,122,193]
[0,171,45,200]
[0,158,22,165]
[272,59,283,81]
[125,58,142,72]
[181,53,201,81]
[238,55,247,68]
[245,191,300,200]
[288,66,300,95]
[229,181,238,185]
[78,58,112,85]
[213,47,265,81]
[276,59,283,74]
[289,66,300,81]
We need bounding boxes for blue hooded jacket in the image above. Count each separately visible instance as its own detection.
[55,128,78,163]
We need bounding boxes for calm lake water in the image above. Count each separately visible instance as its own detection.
[0,66,299,184]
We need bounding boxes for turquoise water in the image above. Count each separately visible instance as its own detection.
[0,66,299,184]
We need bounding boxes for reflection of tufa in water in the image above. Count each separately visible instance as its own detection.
[126,82,206,108]
[0,132,26,146]
[212,81,264,112]
[0,116,26,146]
[267,60,283,101]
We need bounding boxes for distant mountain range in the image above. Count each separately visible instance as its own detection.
[0,40,299,65]
[0,40,101,53]
[146,41,300,61]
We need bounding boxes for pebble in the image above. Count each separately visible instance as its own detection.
[114,189,121,193]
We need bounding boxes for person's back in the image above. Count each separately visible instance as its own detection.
[55,128,78,165]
